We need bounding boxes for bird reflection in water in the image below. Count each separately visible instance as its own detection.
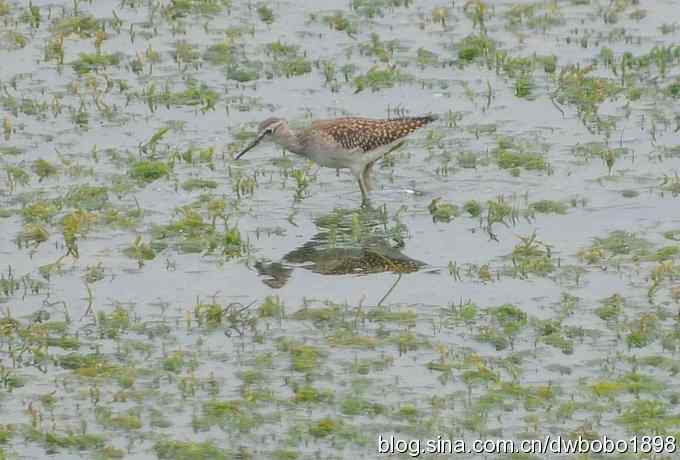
[254,206,425,290]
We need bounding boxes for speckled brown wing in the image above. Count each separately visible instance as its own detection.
[311,115,437,153]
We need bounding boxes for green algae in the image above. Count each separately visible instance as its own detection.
[595,294,623,321]
[258,295,284,318]
[463,200,482,217]
[293,385,334,404]
[291,304,341,322]
[428,197,459,223]
[65,185,109,211]
[32,159,58,181]
[354,67,408,92]
[154,440,230,460]
[181,178,218,191]
[130,161,171,182]
[510,233,554,277]
[496,148,547,171]
[529,200,568,215]
[72,53,120,75]
[201,399,262,431]
[457,34,495,64]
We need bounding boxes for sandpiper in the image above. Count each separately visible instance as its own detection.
[235,115,438,203]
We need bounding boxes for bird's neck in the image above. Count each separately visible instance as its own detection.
[274,130,304,155]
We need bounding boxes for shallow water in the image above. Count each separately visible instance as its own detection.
[1,0,680,459]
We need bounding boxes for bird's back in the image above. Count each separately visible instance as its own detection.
[308,115,437,153]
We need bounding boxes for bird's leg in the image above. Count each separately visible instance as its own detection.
[362,162,375,192]
[357,174,369,206]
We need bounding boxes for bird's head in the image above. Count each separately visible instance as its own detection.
[235,117,288,160]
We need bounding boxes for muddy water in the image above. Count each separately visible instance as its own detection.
[1,0,680,459]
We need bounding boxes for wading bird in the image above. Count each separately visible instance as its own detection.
[235,115,438,203]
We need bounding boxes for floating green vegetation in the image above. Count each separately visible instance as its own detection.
[151,206,247,257]
[505,2,564,30]
[417,48,439,67]
[1,30,28,49]
[277,340,323,373]
[204,41,235,66]
[514,74,534,98]
[592,372,663,399]
[463,200,482,217]
[323,11,356,36]
[457,33,495,64]
[291,304,341,322]
[482,304,528,350]
[130,160,171,183]
[626,313,658,349]
[669,79,680,98]
[529,200,568,215]
[42,431,106,451]
[123,236,156,267]
[57,352,116,377]
[0,145,22,156]
[354,66,408,93]
[162,0,231,19]
[259,295,284,318]
[352,0,412,19]
[72,52,120,74]
[18,223,49,248]
[21,200,58,223]
[510,233,554,277]
[360,33,401,63]
[200,399,263,432]
[494,141,548,172]
[32,159,58,181]
[486,196,515,228]
[368,307,417,326]
[293,385,334,404]
[154,440,230,460]
[578,230,653,265]
[535,323,572,356]
[182,178,218,191]
[193,303,228,328]
[174,40,200,64]
[5,165,30,191]
[460,357,500,387]
[555,65,621,126]
[143,81,219,112]
[652,245,680,262]
[277,57,312,78]
[617,400,679,433]
[95,407,142,431]
[50,14,100,38]
[428,197,458,223]
[662,175,680,196]
[162,351,186,373]
[97,306,132,339]
[327,331,377,349]
[309,417,341,438]
[595,293,623,320]
[340,396,384,416]
[264,42,311,77]
[226,64,259,82]
[256,3,274,24]
[65,185,109,210]
[664,229,680,241]
[62,210,96,257]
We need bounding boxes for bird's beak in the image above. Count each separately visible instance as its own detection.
[235,130,267,160]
